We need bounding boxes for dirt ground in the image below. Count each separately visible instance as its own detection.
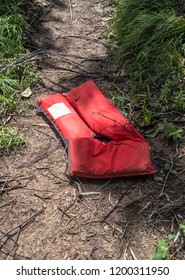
[0,0,185,260]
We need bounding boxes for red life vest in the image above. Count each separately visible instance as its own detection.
[68,138,155,178]
[38,93,94,144]
[38,80,155,178]
[67,80,143,142]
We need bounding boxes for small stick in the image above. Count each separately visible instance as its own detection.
[35,166,50,170]
[43,61,95,77]
[123,221,130,237]
[58,207,72,219]
[123,243,129,260]
[129,247,137,260]
[63,200,76,213]
[58,35,108,46]
[74,182,83,198]
[0,175,33,183]
[0,200,15,209]
[81,192,101,196]
[58,197,77,221]
[160,155,173,197]
[101,189,129,222]
[47,170,69,183]
[34,193,51,200]
[138,201,151,214]
[11,228,21,260]
[98,179,112,190]
[0,243,13,256]
[0,248,30,260]
[45,49,106,60]
[173,231,181,244]
[43,58,101,75]
[0,184,27,195]
[68,0,73,22]
[175,168,185,178]
[33,128,59,141]
[40,72,70,91]
[18,139,52,168]
[0,230,19,247]
[0,202,14,225]
[32,123,48,127]
[84,220,100,225]
[0,208,44,249]
[0,54,42,74]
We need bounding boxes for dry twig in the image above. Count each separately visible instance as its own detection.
[101,189,129,222]
[160,155,174,197]
[33,128,59,142]
[67,0,73,22]
[0,202,14,225]
[0,209,44,254]
[18,139,52,168]
[0,200,15,209]
[0,184,27,195]
[0,50,44,74]
[129,247,137,260]
[58,35,108,45]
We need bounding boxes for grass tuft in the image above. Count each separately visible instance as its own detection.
[0,126,26,152]
[108,0,185,140]
[0,1,38,152]
[109,0,185,83]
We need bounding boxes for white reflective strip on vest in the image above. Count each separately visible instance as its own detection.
[48,102,71,119]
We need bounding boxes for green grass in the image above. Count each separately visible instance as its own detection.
[0,1,38,152]
[0,0,22,15]
[0,126,26,152]
[153,222,185,260]
[108,0,185,138]
[108,0,185,80]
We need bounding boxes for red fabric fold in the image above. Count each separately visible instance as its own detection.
[69,138,155,178]
[38,81,156,178]
[38,93,94,141]
[67,80,143,142]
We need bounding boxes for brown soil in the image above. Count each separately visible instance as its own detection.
[0,0,185,260]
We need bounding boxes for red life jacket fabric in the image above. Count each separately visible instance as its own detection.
[68,138,155,178]
[38,81,156,178]
[67,80,143,142]
[37,93,94,143]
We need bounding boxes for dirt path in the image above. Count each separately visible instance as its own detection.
[0,0,185,260]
